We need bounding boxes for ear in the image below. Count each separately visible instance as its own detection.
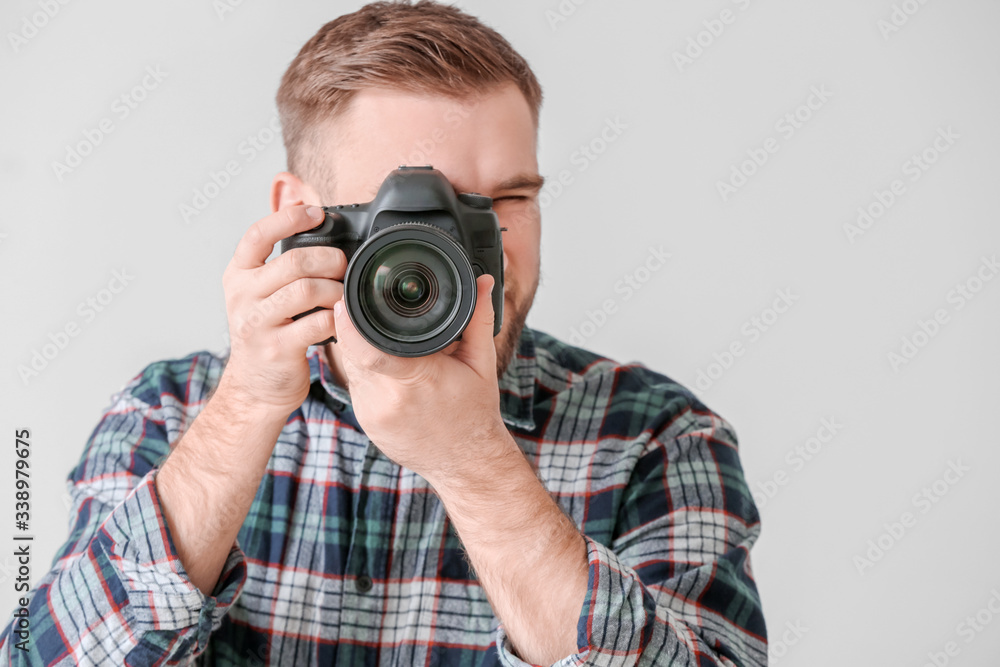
[271,171,323,213]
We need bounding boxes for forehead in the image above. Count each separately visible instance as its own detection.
[316,83,538,199]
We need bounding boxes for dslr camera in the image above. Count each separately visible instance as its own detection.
[279,166,504,357]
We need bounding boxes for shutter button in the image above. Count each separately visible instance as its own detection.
[356,574,373,593]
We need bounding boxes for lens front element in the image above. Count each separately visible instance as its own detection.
[344,223,477,357]
[361,240,460,342]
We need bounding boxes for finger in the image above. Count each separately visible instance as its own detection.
[333,298,415,379]
[270,278,345,324]
[253,246,347,300]
[278,306,339,350]
[232,205,326,270]
[450,274,498,379]
[230,279,344,344]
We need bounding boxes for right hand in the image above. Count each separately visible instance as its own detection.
[219,204,347,415]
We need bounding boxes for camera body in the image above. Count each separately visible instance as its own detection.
[279,166,504,357]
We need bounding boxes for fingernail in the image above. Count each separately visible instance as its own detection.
[306,206,324,221]
[333,300,342,316]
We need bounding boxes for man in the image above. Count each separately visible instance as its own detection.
[0,2,767,665]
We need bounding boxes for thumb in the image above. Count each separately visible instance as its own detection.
[333,297,408,378]
[451,274,498,377]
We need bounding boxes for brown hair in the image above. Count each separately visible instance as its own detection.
[276,0,543,187]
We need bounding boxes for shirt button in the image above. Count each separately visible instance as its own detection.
[356,574,373,593]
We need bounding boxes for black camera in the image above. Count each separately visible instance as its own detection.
[279,166,504,357]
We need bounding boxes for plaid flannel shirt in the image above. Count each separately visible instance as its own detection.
[0,325,767,666]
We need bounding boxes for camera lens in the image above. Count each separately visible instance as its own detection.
[358,239,462,342]
[344,222,478,357]
[391,269,432,309]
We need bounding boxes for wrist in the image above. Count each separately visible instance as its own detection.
[211,373,300,424]
[425,428,529,503]
[169,379,290,478]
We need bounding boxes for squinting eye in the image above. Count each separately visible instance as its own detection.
[494,196,528,202]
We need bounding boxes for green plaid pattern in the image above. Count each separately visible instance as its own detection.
[0,325,766,665]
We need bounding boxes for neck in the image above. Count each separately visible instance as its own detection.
[322,343,351,392]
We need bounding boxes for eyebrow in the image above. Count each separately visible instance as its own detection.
[363,172,547,200]
[490,173,546,194]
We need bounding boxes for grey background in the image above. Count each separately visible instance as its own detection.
[2,0,999,663]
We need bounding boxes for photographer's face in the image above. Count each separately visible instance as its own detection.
[297,82,543,379]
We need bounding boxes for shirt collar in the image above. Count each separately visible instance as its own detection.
[306,326,538,432]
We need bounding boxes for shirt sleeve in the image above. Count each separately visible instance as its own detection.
[0,359,248,666]
[495,396,767,667]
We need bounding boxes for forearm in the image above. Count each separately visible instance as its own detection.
[426,432,589,665]
[434,475,765,667]
[0,467,249,665]
[156,377,290,595]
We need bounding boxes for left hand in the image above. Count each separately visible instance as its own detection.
[332,274,510,479]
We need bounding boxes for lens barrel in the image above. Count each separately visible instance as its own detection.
[344,223,477,357]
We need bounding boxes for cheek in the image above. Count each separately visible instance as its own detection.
[501,236,538,275]
[496,206,540,288]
